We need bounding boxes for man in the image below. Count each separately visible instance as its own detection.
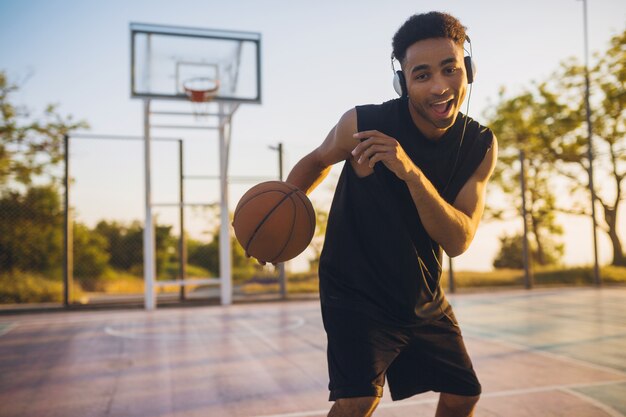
[285,12,497,417]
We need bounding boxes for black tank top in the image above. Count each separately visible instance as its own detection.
[319,97,494,325]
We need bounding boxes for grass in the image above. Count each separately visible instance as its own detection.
[1,266,624,304]
[238,266,626,295]
[0,270,84,304]
[450,266,626,290]
[238,271,319,295]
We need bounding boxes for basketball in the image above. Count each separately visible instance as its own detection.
[233,181,316,264]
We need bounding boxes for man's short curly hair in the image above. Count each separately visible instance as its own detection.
[392,12,467,63]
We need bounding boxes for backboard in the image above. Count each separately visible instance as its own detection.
[130,23,261,104]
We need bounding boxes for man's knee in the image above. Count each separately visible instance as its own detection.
[329,396,380,417]
[437,392,480,416]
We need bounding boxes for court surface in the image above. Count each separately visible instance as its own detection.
[1,287,625,417]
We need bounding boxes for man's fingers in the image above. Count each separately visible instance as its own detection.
[367,152,389,168]
[353,130,382,140]
[351,131,402,169]
[246,252,266,265]
[352,136,394,159]
[357,144,392,164]
[351,138,375,157]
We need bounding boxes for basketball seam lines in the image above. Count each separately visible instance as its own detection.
[234,184,294,217]
[244,190,298,258]
[270,196,298,263]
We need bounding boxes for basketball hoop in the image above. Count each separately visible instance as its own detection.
[183,77,220,119]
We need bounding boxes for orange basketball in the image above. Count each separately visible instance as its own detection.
[233,181,316,264]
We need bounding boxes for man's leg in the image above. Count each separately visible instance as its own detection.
[322,306,403,416]
[328,396,380,417]
[435,393,479,417]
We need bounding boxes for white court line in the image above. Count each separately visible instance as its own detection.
[104,316,306,341]
[0,313,147,327]
[251,379,626,417]
[0,303,318,328]
[234,317,283,351]
[462,327,626,378]
[0,322,17,337]
[561,387,625,417]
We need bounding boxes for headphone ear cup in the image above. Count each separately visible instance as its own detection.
[464,56,477,84]
[393,70,407,97]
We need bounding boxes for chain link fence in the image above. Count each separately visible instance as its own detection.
[2,132,623,308]
[0,183,65,304]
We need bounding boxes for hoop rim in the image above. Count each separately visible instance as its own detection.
[183,77,220,102]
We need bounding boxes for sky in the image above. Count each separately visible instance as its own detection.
[1,0,625,271]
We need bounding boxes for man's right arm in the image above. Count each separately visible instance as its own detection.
[286,108,358,194]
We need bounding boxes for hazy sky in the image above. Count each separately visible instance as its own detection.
[1,0,624,271]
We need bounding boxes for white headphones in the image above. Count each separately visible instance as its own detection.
[392,36,477,97]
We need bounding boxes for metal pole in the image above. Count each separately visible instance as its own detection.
[278,143,284,181]
[581,0,602,286]
[448,256,455,294]
[178,139,186,301]
[520,149,533,289]
[63,134,72,306]
[269,143,287,298]
[218,103,233,305]
[143,99,157,310]
[278,143,286,298]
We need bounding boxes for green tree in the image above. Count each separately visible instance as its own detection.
[155,223,178,278]
[187,239,212,272]
[94,220,178,278]
[72,223,110,289]
[0,185,63,275]
[487,28,626,267]
[0,71,88,190]
[0,70,88,294]
[95,221,142,271]
[486,90,569,267]
[188,229,258,281]
[536,29,626,266]
[493,233,563,269]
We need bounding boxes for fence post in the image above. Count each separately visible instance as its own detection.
[63,134,72,306]
[178,139,187,300]
[519,149,533,289]
[448,256,455,293]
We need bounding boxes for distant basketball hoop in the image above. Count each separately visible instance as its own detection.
[183,77,220,119]
[130,22,262,310]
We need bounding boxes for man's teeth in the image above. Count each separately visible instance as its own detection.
[432,99,452,113]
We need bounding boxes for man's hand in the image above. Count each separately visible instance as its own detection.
[244,252,278,267]
[351,130,419,182]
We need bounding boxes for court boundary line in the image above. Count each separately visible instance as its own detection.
[0,322,16,337]
[251,379,626,417]
[463,327,626,378]
[0,306,311,326]
[103,315,306,340]
[560,387,625,417]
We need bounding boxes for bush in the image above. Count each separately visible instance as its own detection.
[451,266,626,289]
[0,270,63,303]
[493,233,563,269]
[73,223,110,290]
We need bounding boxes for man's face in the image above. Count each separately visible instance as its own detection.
[402,37,468,140]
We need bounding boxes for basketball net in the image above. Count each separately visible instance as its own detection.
[183,77,220,121]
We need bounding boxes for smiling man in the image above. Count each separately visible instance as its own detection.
[285,11,497,417]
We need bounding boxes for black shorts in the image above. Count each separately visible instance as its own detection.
[321,304,481,401]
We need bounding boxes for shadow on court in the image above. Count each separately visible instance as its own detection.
[1,287,625,417]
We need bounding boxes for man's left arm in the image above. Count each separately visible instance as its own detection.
[352,130,498,257]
